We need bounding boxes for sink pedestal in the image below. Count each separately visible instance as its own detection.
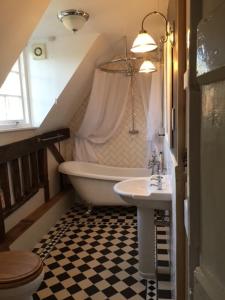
[113,176,172,280]
[137,207,155,279]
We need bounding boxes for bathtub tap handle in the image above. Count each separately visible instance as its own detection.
[150,175,163,190]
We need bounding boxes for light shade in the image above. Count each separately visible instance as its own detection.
[139,60,156,73]
[58,9,89,32]
[131,32,158,53]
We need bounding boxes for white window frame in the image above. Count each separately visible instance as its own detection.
[0,52,31,130]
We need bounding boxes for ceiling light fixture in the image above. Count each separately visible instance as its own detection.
[139,60,156,73]
[58,9,89,32]
[131,11,174,53]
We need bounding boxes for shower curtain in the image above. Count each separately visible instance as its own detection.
[146,63,163,158]
[74,69,131,162]
[74,66,162,163]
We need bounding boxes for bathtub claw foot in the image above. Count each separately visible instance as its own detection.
[85,206,93,215]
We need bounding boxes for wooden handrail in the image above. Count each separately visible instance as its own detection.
[0,128,70,163]
[0,128,70,242]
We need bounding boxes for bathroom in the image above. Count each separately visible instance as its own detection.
[1,0,225,300]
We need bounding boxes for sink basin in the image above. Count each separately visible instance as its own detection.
[113,175,172,280]
[113,175,172,209]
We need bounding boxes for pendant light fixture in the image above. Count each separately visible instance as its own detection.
[139,60,156,73]
[131,10,174,73]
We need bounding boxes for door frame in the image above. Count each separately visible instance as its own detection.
[185,0,202,298]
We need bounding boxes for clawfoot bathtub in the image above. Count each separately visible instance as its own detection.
[59,161,149,206]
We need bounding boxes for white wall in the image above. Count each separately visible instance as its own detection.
[5,189,45,232]
[27,32,99,126]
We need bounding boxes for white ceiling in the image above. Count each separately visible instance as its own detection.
[31,0,169,49]
[31,0,169,132]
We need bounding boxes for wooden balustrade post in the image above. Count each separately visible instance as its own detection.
[38,148,49,202]
[0,193,5,242]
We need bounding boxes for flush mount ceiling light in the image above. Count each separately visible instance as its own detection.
[131,11,174,53]
[58,9,89,32]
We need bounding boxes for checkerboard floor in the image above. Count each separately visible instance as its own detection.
[33,205,172,300]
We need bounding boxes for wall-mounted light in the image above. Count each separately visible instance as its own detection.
[58,9,89,32]
[139,60,156,73]
[131,11,174,53]
[131,32,157,53]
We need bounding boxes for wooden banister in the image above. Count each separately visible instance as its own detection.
[0,128,70,241]
[0,128,70,163]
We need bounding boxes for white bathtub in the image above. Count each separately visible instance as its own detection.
[58,161,149,206]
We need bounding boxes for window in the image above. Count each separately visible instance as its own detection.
[0,53,30,129]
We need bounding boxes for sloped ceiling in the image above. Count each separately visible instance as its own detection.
[34,0,169,132]
[32,0,169,49]
[0,0,51,86]
[37,35,110,133]
[0,0,169,135]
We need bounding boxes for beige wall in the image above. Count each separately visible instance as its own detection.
[0,0,51,86]
[0,129,36,146]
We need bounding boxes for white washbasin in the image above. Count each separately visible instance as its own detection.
[113,174,172,279]
[113,175,172,209]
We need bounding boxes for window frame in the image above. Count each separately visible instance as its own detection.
[0,52,31,130]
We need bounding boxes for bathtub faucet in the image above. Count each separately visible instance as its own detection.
[151,175,163,190]
[158,152,163,175]
[148,151,159,175]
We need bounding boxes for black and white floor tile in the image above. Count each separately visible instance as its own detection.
[33,205,172,300]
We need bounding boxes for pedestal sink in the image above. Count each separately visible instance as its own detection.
[113,175,172,279]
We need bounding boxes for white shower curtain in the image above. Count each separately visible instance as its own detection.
[74,69,131,162]
[134,68,162,163]
[135,73,152,118]
[146,63,163,157]
[74,67,162,164]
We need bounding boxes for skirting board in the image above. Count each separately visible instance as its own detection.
[10,190,74,251]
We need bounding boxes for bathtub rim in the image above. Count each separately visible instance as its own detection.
[58,161,149,182]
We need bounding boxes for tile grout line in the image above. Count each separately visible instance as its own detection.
[33,206,171,300]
